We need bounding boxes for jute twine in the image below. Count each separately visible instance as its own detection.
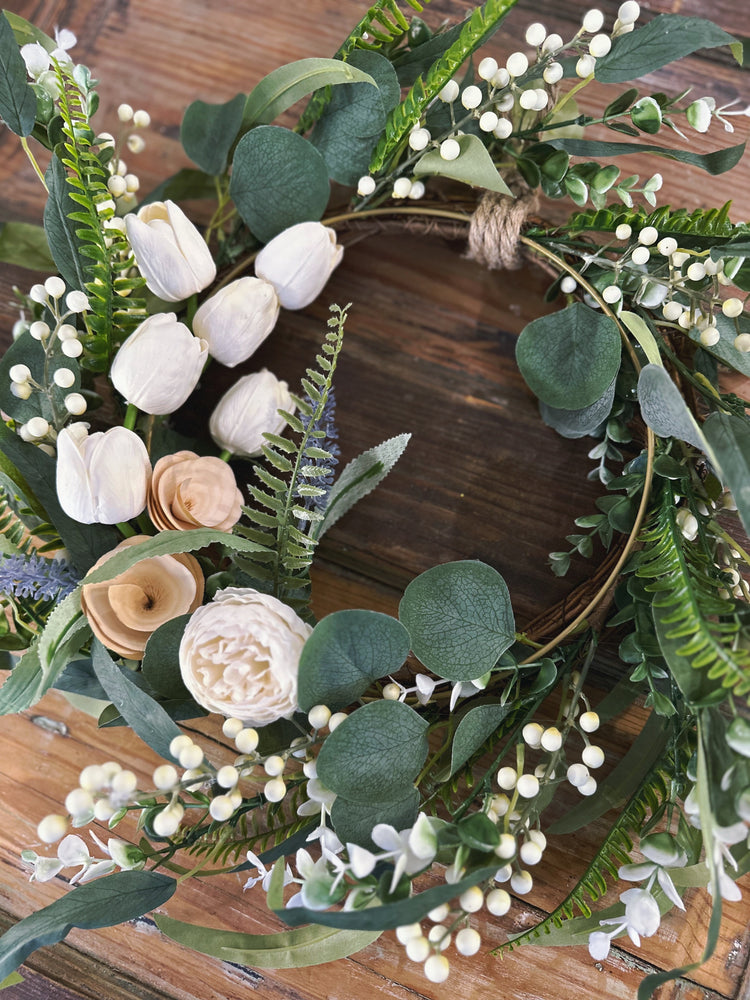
[466,187,539,271]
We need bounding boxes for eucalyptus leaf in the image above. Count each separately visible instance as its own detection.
[637,364,710,453]
[141,168,217,206]
[43,155,88,293]
[399,560,515,682]
[547,137,745,176]
[230,126,330,243]
[242,58,376,130]
[516,302,621,410]
[141,614,193,700]
[539,375,616,439]
[595,15,741,84]
[297,609,410,712]
[0,221,55,271]
[0,12,36,136]
[413,133,511,194]
[91,640,182,762]
[317,433,410,538]
[276,864,500,931]
[703,411,750,535]
[329,788,420,848]
[310,51,398,185]
[155,913,380,968]
[181,92,246,175]
[450,701,510,776]
[316,700,428,805]
[0,870,176,981]
[0,971,23,990]
[690,313,750,380]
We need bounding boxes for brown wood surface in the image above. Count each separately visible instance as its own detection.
[0,1,749,998]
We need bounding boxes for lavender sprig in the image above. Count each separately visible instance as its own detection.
[0,552,79,601]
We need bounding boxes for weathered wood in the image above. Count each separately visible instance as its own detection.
[0,0,749,998]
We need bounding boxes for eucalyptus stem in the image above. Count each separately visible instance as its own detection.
[20,137,48,192]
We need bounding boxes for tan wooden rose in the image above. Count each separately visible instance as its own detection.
[81,535,204,660]
[147,451,243,532]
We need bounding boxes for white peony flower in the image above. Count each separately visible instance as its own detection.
[193,276,280,368]
[179,587,312,724]
[125,200,216,302]
[110,312,208,415]
[255,221,343,310]
[56,423,151,524]
[208,368,294,457]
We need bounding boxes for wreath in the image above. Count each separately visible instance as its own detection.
[0,2,748,996]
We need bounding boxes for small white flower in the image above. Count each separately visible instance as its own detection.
[244,850,293,892]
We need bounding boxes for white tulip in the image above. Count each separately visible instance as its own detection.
[110,313,208,415]
[56,423,151,524]
[254,221,343,310]
[193,277,280,367]
[125,200,216,302]
[209,369,294,457]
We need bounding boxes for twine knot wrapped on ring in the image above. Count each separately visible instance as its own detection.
[467,186,539,271]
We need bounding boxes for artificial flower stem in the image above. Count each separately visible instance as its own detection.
[123,403,139,431]
[116,521,137,538]
[21,137,49,192]
[219,448,232,462]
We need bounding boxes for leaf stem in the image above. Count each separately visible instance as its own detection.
[21,137,48,192]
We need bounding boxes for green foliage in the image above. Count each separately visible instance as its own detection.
[398,560,515,681]
[317,699,429,805]
[48,62,145,372]
[234,306,348,603]
[703,412,750,536]
[369,0,520,172]
[637,364,708,452]
[0,12,36,136]
[155,912,381,968]
[295,0,434,134]
[297,609,410,711]
[539,376,616,440]
[637,491,750,698]
[0,221,55,271]
[546,137,745,177]
[413,133,512,193]
[516,302,622,411]
[229,125,330,243]
[501,754,674,950]
[563,202,740,243]
[0,870,176,981]
[329,787,420,848]
[595,15,741,84]
[180,93,245,175]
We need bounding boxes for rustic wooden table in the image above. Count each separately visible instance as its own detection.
[0,0,749,997]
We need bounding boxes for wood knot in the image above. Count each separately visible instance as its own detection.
[466,188,538,271]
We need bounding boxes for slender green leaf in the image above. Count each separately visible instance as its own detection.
[620,310,662,366]
[91,640,182,762]
[0,12,36,136]
[703,411,750,535]
[0,871,176,981]
[450,701,510,775]
[547,137,745,176]
[42,154,89,293]
[595,15,741,84]
[0,221,55,271]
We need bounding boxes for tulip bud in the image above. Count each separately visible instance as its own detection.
[193,277,280,368]
[254,221,343,311]
[209,369,293,457]
[125,200,216,302]
[56,423,151,524]
[110,313,208,415]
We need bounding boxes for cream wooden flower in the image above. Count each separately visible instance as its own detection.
[81,536,204,660]
[148,451,242,532]
[179,587,312,723]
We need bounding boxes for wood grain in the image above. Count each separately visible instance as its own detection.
[0,0,749,998]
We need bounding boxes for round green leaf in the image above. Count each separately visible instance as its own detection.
[398,560,515,681]
[330,787,420,848]
[516,302,621,410]
[297,609,410,712]
[316,700,428,805]
[230,126,330,243]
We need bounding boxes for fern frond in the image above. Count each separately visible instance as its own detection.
[369,0,520,172]
[53,62,146,372]
[636,492,750,697]
[498,760,672,952]
[560,202,746,246]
